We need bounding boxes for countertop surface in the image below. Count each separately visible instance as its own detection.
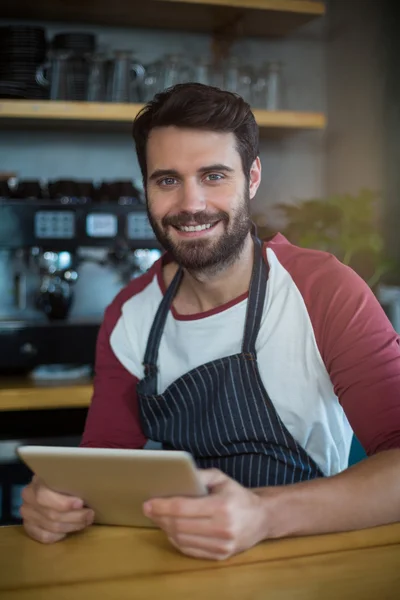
[0,377,92,411]
[1,522,400,599]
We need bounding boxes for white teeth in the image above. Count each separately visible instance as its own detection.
[179,223,213,232]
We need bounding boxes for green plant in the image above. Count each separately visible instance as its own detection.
[262,189,395,288]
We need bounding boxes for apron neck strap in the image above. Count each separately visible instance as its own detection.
[241,236,269,354]
[143,263,183,373]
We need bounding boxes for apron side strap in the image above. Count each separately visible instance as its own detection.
[143,266,184,367]
[143,362,158,377]
[242,236,269,354]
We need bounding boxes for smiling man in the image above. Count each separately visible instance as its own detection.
[21,83,400,558]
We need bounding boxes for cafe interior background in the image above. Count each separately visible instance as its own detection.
[0,0,398,525]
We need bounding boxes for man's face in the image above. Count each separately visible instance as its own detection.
[145,126,261,272]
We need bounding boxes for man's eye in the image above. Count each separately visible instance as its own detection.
[159,177,178,186]
[205,173,224,181]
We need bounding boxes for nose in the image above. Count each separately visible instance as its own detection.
[177,178,206,213]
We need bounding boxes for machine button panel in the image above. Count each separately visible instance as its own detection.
[86,213,118,238]
[35,211,75,239]
[127,213,155,240]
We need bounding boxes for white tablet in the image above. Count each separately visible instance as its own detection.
[17,446,207,528]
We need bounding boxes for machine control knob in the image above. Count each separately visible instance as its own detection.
[20,342,38,357]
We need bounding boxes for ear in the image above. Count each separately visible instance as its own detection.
[249,157,262,200]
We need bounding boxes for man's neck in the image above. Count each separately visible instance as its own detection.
[165,233,255,315]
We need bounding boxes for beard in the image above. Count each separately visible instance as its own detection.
[147,187,252,273]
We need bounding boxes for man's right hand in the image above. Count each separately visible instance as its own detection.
[20,475,95,544]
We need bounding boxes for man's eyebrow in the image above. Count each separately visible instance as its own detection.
[197,164,234,174]
[148,169,180,182]
[148,164,234,182]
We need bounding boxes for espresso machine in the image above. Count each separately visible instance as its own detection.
[0,178,161,374]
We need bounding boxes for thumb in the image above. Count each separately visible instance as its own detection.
[198,468,231,491]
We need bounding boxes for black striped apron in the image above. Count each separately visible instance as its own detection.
[137,237,324,487]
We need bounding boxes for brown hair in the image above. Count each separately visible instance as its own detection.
[132,83,259,184]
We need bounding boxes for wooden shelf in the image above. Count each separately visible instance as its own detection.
[4,0,325,38]
[0,101,326,133]
[0,377,92,412]
[0,101,141,124]
[252,108,325,130]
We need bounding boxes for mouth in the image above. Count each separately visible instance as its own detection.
[171,221,221,238]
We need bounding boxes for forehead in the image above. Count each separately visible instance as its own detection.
[146,126,241,172]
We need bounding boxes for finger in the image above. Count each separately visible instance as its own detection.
[20,485,94,525]
[168,536,232,561]
[23,521,67,545]
[24,481,84,512]
[23,512,89,535]
[153,515,234,540]
[168,532,235,555]
[35,505,95,526]
[150,515,212,536]
[30,478,84,511]
[197,468,230,490]
[21,504,92,535]
[144,495,218,519]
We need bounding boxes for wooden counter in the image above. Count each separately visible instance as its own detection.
[0,378,92,412]
[0,523,400,599]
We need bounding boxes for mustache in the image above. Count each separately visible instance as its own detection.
[162,211,229,228]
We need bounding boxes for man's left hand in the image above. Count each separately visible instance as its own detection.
[142,468,268,560]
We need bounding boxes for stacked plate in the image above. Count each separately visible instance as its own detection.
[0,26,48,99]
